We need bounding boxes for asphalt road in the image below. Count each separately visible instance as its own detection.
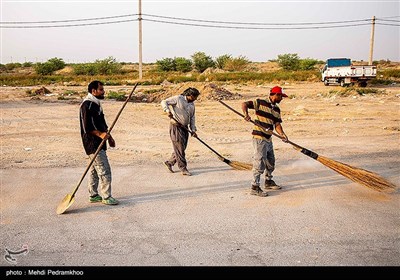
[1,160,399,268]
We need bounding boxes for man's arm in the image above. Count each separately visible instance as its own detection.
[275,123,288,142]
[161,95,179,118]
[90,130,108,139]
[89,130,116,147]
[242,101,252,121]
[189,106,197,137]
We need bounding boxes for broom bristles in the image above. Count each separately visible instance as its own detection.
[228,160,253,171]
[317,155,397,193]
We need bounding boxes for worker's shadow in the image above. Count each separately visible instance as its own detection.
[66,161,398,214]
[190,165,233,175]
[66,179,251,214]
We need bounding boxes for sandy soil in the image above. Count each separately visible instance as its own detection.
[1,81,399,266]
[1,81,399,172]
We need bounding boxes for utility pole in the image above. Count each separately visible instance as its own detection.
[368,16,375,65]
[138,0,143,79]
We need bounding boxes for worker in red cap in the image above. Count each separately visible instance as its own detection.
[241,86,289,197]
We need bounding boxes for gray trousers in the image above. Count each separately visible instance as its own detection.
[252,138,275,187]
[166,123,189,171]
[88,149,112,199]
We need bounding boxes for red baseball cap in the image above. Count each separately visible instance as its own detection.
[270,86,288,97]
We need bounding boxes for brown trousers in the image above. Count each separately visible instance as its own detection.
[166,123,189,171]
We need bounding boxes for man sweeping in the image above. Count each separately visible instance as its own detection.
[242,86,289,197]
[161,87,200,176]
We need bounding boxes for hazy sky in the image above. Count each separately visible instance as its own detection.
[1,0,399,64]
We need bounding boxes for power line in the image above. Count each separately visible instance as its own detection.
[1,13,374,26]
[377,19,400,22]
[377,23,400,26]
[0,13,398,29]
[0,14,137,24]
[3,13,398,26]
[377,16,400,19]
[0,19,138,29]
[143,18,372,30]
[142,13,373,25]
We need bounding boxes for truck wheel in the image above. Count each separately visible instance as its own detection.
[340,80,346,87]
[324,79,329,86]
[359,81,367,87]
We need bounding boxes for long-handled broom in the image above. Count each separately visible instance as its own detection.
[56,83,139,215]
[219,100,397,193]
[169,116,252,170]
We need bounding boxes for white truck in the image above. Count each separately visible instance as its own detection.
[321,58,377,87]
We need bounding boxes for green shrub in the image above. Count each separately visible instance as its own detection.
[277,53,300,71]
[5,63,22,71]
[380,69,400,79]
[223,55,250,71]
[34,57,65,75]
[215,54,232,69]
[35,63,56,75]
[94,57,122,75]
[191,52,215,73]
[22,62,33,67]
[299,58,320,70]
[72,57,122,75]
[47,58,65,70]
[174,57,192,72]
[156,57,192,72]
[72,63,97,75]
[156,58,176,71]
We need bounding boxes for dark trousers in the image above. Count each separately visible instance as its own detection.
[167,123,189,171]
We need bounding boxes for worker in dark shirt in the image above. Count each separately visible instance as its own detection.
[79,80,118,205]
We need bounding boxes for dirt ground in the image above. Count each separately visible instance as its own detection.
[1,81,399,171]
[1,81,399,267]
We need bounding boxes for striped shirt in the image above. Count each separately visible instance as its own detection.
[245,98,282,141]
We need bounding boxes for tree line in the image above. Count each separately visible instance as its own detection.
[0,52,325,75]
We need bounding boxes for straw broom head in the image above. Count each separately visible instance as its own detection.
[218,156,252,170]
[228,160,253,170]
[317,155,397,193]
